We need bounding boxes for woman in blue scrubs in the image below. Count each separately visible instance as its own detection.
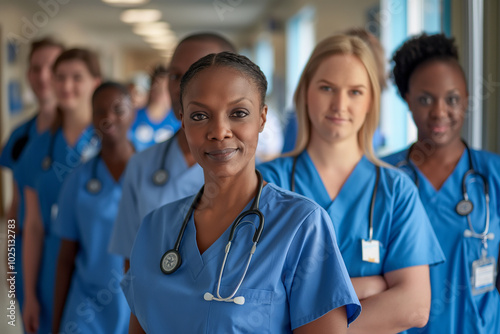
[122,52,361,333]
[258,34,444,333]
[383,33,500,334]
[52,82,134,334]
[0,37,63,311]
[109,33,236,270]
[22,48,101,334]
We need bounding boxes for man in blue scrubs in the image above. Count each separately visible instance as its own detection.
[109,33,237,270]
[129,65,180,151]
[0,37,63,310]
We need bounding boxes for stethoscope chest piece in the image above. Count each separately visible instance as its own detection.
[456,199,474,216]
[86,178,102,194]
[160,249,182,274]
[152,169,168,186]
[42,156,52,170]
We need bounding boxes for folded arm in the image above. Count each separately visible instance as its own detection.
[347,265,431,334]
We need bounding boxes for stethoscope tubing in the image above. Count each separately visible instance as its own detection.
[161,169,265,277]
[399,140,491,246]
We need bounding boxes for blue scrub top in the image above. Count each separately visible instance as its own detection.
[23,126,98,334]
[0,115,39,310]
[109,136,204,259]
[383,147,500,334]
[259,152,445,278]
[129,107,180,152]
[122,183,361,333]
[53,156,129,334]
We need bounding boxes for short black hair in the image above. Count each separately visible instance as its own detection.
[92,81,130,103]
[150,64,168,82]
[391,33,461,98]
[180,52,268,109]
[178,33,236,53]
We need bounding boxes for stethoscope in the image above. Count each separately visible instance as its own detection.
[41,131,57,171]
[86,152,103,194]
[86,142,136,194]
[160,170,265,306]
[11,115,37,162]
[396,140,493,249]
[151,133,177,186]
[41,129,100,171]
[291,154,380,242]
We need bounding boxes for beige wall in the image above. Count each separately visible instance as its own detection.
[238,0,378,116]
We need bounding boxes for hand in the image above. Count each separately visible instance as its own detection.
[23,296,40,333]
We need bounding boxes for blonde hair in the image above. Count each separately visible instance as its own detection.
[289,34,383,166]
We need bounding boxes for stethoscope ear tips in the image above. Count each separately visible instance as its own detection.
[233,296,245,305]
[203,292,246,305]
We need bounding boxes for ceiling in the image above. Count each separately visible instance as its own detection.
[12,0,280,51]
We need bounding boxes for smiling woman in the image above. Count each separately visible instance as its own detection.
[122,52,361,334]
[180,53,267,180]
[258,34,445,334]
[383,33,500,334]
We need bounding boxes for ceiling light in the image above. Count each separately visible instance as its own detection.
[150,44,171,50]
[121,9,161,24]
[133,22,171,36]
[143,34,176,44]
[102,0,149,6]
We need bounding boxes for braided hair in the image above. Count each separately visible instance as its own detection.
[180,52,268,109]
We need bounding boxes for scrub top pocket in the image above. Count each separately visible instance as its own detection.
[206,286,274,334]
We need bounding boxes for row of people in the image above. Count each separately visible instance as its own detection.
[1,30,498,334]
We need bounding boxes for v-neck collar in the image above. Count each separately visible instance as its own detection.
[300,151,373,213]
[97,157,124,186]
[182,184,268,280]
[411,148,468,199]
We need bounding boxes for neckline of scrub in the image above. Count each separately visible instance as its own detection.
[301,150,370,211]
[184,182,271,278]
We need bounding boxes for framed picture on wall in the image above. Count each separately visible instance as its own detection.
[8,80,23,115]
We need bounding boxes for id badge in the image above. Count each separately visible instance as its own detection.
[471,256,497,295]
[361,239,380,263]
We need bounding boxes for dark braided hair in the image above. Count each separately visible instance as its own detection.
[180,52,268,109]
[391,33,462,98]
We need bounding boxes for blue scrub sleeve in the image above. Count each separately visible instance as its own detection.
[258,159,290,188]
[120,268,136,316]
[109,159,140,258]
[383,176,445,273]
[285,207,361,329]
[52,169,80,241]
[120,209,155,318]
